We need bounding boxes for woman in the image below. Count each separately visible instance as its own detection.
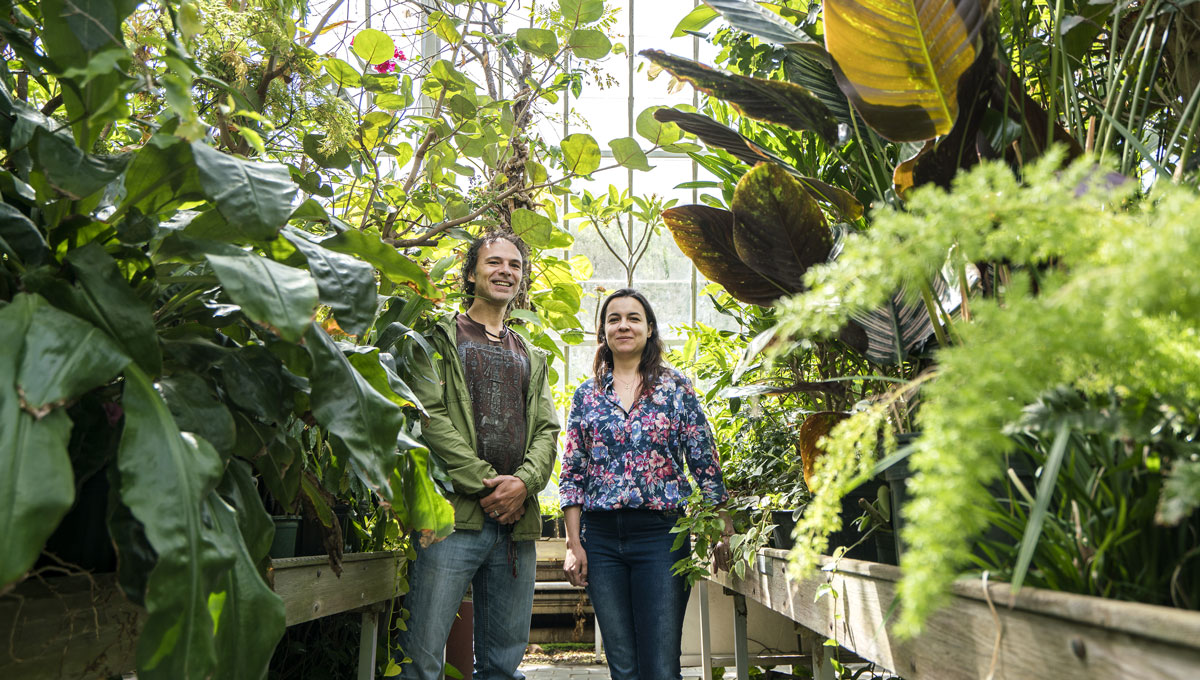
[559,288,732,680]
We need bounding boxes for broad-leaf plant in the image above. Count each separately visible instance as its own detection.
[648,0,1200,636]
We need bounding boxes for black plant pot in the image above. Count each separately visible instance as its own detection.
[771,509,802,550]
[298,504,354,556]
[269,515,302,559]
[830,480,890,563]
[770,480,897,565]
[884,434,1035,562]
[539,515,565,538]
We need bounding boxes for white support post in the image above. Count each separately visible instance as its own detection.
[358,609,379,680]
[698,580,713,680]
[800,629,835,680]
[732,593,749,680]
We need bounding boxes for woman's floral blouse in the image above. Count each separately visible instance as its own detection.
[559,368,728,511]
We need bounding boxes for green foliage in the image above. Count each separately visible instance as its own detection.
[776,154,1200,633]
[973,390,1200,608]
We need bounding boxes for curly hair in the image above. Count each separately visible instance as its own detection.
[593,288,667,394]
[459,231,531,310]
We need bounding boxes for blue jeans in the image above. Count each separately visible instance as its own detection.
[397,519,536,680]
[582,509,691,680]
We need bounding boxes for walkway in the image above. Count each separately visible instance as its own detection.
[518,664,705,679]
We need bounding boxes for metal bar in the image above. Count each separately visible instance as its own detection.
[698,580,713,680]
[358,609,379,680]
[732,593,749,680]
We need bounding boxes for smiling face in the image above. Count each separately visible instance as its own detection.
[467,239,523,306]
[602,295,652,360]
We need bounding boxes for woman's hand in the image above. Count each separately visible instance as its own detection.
[710,509,735,572]
[711,533,733,572]
[564,541,588,587]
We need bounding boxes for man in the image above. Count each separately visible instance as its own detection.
[398,231,560,680]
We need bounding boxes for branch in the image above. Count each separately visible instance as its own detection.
[402,3,477,193]
[305,0,347,48]
[39,93,63,116]
[384,177,559,247]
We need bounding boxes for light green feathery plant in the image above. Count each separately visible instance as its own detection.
[775,150,1200,635]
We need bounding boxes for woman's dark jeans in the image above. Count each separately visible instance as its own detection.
[582,509,691,680]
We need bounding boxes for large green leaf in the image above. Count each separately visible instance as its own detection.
[205,252,318,343]
[609,137,651,171]
[283,227,377,337]
[15,292,130,409]
[392,445,455,538]
[559,0,604,24]
[703,0,817,46]
[823,0,990,141]
[352,28,395,65]
[306,324,406,501]
[561,133,601,175]
[636,106,684,146]
[568,29,611,60]
[323,58,363,88]
[653,109,862,219]
[207,490,285,679]
[66,242,162,376]
[210,461,285,679]
[37,0,138,145]
[640,49,838,145]
[159,372,237,456]
[191,141,297,240]
[731,163,831,292]
[515,28,560,59]
[348,350,416,410]
[121,137,204,216]
[236,416,301,510]
[320,229,438,299]
[30,127,129,199]
[511,208,555,248]
[672,4,719,38]
[218,346,292,426]
[663,205,791,306]
[302,133,352,170]
[118,365,230,678]
[0,202,48,266]
[0,296,82,588]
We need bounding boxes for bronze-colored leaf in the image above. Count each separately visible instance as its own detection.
[893,140,934,199]
[797,411,848,490]
[731,163,832,292]
[640,49,838,145]
[823,0,992,142]
[662,205,791,306]
[654,109,862,219]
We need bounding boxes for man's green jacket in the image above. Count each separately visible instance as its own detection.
[408,312,560,541]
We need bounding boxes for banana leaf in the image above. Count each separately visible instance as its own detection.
[823,0,992,142]
[654,108,861,219]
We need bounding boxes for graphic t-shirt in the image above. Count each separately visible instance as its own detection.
[455,313,529,475]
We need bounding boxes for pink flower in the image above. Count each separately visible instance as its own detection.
[395,48,407,61]
[374,60,396,73]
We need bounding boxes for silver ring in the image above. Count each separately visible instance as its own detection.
[491,510,498,517]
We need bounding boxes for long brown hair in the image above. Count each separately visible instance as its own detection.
[593,288,667,393]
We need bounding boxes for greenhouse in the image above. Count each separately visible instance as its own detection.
[1,0,1198,679]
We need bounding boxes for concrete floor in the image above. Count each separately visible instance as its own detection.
[518,664,705,679]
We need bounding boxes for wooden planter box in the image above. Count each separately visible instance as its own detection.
[707,548,1200,680]
[0,551,405,680]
